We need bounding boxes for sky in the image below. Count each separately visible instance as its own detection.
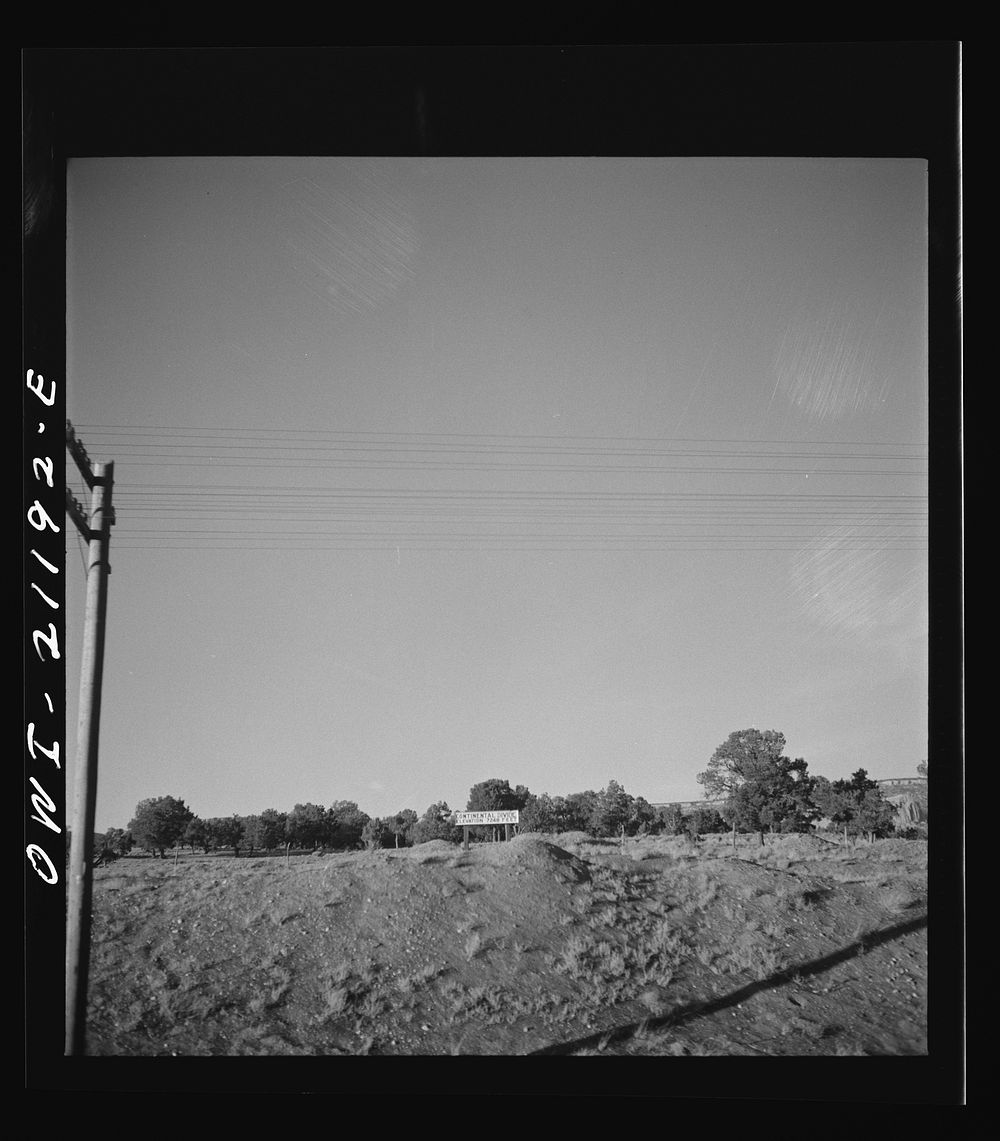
[64,156,928,833]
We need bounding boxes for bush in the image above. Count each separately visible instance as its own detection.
[412,802,462,845]
[895,825,927,841]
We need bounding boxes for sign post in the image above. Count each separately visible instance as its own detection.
[454,810,520,851]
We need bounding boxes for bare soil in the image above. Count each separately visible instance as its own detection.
[83,832,927,1058]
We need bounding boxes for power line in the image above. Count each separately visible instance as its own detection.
[111,485,929,500]
[108,543,928,552]
[70,441,928,462]
[67,424,929,556]
[65,459,929,476]
[71,423,929,450]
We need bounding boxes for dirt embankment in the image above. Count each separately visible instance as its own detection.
[84,833,927,1057]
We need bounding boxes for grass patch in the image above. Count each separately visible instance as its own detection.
[317,959,381,1024]
[754,947,784,980]
[880,884,922,914]
[677,870,719,915]
[397,963,440,993]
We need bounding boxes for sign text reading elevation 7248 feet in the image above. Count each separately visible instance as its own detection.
[454,811,520,826]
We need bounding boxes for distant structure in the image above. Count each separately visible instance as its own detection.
[877,777,928,791]
[650,798,725,815]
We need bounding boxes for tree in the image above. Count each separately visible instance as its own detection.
[656,804,686,836]
[183,817,212,853]
[724,757,817,842]
[767,760,820,834]
[683,813,702,842]
[855,787,898,843]
[628,796,659,836]
[698,729,816,847]
[520,793,560,834]
[128,796,195,858]
[286,803,330,850]
[812,777,851,842]
[411,802,461,845]
[521,792,598,835]
[205,816,245,857]
[102,827,133,856]
[361,817,393,850]
[388,809,418,848]
[328,801,370,850]
[685,806,726,840]
[467,778,526,812]
[241,815,263,854]
[562,790,600,834]
[589,780,633,839]
[257,808,288,851]
[466,778,530,841]
[93,827,132,865]
[722,782,771,841]
[814,769,896,844]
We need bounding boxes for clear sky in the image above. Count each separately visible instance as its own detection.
[64,156,928,833]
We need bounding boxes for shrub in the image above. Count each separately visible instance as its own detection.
[895,825,926,841]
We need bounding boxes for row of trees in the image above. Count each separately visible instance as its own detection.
[513,781,724,840]
[697,728,901,845]
[462,744,904,848]
[118,796,466,858]
[114,783,718,860]
[108,729,906,859]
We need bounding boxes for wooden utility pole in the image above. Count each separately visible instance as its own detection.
[64,422,115,1056]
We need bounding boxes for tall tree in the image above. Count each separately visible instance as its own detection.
[128,796,195,858]
[698,729,815,847]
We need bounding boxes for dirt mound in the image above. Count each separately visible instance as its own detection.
[408,839,459,853]
[468,834,591,882]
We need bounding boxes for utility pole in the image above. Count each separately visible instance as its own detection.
[64,421,115,1056]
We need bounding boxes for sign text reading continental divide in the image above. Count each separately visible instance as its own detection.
[454,811,520,826]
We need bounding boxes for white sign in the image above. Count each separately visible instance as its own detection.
[454,810,520,826]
